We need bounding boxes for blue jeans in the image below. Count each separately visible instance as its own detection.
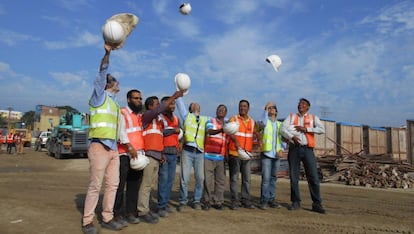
[260,153,280,203]
[157,153,177,209]
[288,145,322,205]
[179,148,204,204]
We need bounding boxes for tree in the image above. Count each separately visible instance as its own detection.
[0,115,7,128]
[21,111,36,130]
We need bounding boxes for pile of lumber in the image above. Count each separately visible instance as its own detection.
[317,154,414,189]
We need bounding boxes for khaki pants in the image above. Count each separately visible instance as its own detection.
[138,157,159,215]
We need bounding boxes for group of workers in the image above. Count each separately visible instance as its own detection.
[81,43,327,234]
[0,131,24,154]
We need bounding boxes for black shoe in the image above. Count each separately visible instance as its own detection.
[214,204,225,211]
[269,201,282,209]
[81,223,98,234]
[113,216,128,228]
[312,204,326,214]
[259,202,269,210]
[230,202,239,210]
[126,214,140,224]
[158,207,169,217]
[202,203,211,211]
[101,219,123,230]
[193,202,202,210]
[139,213,159,224]
[288,202,301,211]
[177,204,187,212]
[243,202,256,209]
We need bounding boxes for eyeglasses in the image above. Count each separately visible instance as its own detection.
[131,97,142,100]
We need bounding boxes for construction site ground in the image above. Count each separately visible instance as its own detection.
[0,147,413,234]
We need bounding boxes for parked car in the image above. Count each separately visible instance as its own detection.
[35,131,51,150]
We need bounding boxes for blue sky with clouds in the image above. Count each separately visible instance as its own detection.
[0,0,413,127]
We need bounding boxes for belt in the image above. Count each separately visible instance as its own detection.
[289,143,312,149]
[183,144,202,153]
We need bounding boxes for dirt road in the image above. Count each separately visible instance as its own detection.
[0,148,413,234]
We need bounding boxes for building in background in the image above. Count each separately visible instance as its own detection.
[34,105,60,133]
[0,110,22,120]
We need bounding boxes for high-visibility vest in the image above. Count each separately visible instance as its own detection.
[143,115,164,152]
[160,114,180,148]
[117,107,144,154]
[228,115,255,155]
[204,117,227,156]
[6,134,14,144]
[291,113,315,148]
[89,94,120,140]
[261,119,282,152]
[183,114,207,150]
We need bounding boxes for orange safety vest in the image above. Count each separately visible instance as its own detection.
[117,107,144,154]
[143,115,164,152]
[6,134,14,144]
[291,113,315,148]
[160,114,180,148]
[228,115,255,154]
[204,118,227,156]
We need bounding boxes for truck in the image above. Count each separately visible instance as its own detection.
[46,113,89,159]
[8,122,32,147]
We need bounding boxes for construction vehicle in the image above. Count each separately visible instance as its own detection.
[9,122,32,147]
[46,112,89,159]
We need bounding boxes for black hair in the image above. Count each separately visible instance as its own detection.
[127,89,141,99]
[239,99,250,107]
[188,103,193,113]
[161,96,170,102]
[299,98,311,106]
[145,96,159,109]
[217,104,227,112]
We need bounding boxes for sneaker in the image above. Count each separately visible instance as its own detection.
[214,204,225,211]
[243,202,256,209]
[312,204,326,214]
[113,216,128,228]
[230,202,239,210]
[193,202,202,210]
[126,214,140,224]
[269,201,282,209]
[149,211,159,219]
[288,202,301,211]
[138,213,159,224]
[177,204,187,212]
[158,207,169,218]
[202,203,211,211]
[259,202,269,210]
[101,219,123,231]
[81,223,98,234]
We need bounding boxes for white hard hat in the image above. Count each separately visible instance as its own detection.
[174,73,191,95]
[223,122,239,135]
[266,54,282,72]
[129,152,149,170]
[178,128,183,140]
[237,148,253,160]
[102,20,124,44]
[179,3,192,15]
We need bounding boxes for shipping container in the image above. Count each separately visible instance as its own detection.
[363,126,387,154]
[386,127,407,162]
[336,122,363,154]
[314,118,336,157]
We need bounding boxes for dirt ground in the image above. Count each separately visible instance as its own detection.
[0,147,413,234]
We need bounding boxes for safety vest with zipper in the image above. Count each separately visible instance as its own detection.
[117,107,144,154]
[261,119,283,152]
[290,113,315,148]
[228,115,255,156]
[89,94,120,140]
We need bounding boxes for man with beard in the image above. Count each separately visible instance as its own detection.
[113,89,145,227]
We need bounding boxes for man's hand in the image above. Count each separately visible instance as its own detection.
[292,136,301,145]
[294,126,307,133]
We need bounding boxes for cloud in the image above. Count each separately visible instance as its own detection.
[49,71,89,85]
[55,0,93,11]
[0,29,36,46]
[44,31,100,49]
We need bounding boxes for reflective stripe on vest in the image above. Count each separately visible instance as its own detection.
[261,119,282,152]
[160,114,180,148]
[204,118,226,156]
[228,115,254,153]
[291,113,315,148]
[143,116,164,152]
[184,114,207,150]
[89,94,120,140]
[118,108,144,154]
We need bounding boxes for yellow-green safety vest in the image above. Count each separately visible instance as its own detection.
[184,114,207,150]
[261,119,282,152]
[88,94,120,140]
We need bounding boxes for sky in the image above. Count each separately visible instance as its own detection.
[0,0,413,127]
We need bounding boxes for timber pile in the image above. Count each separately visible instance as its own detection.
[317,153,414,189]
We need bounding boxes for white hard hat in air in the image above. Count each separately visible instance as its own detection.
[223,122,239,135]
[237,148,253,160]
[102,20,124,44]
[174,73,191,95]
[266,54,282,72]
[179,3,192,15]
[130,152,150,170]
